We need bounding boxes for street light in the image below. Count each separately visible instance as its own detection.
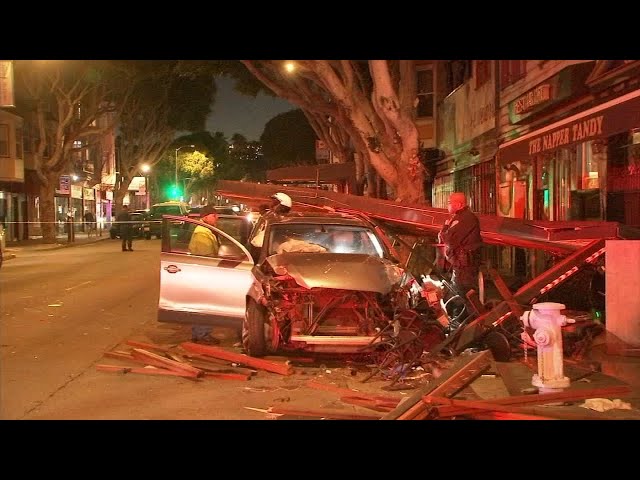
[182,177,193,204]
[175,145,195,189]
[141,163,151,210]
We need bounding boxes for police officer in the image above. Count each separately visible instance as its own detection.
[438,192,483,296]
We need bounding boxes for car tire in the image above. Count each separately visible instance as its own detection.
[242,300,267,357]
[110,231,116,239]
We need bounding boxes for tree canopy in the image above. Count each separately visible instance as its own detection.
[260,108,317,169]
[240,60,427,203]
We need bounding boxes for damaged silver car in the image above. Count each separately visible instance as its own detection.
[158,211,441,358]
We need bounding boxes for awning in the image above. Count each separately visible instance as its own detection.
[498,88,640,164]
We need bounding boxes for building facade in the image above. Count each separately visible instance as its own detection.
[0,108,26,242]
[432,60,498,215]
[494,60,640,281]
[496,60,640,226]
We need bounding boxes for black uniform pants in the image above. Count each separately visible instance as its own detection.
[121,228,133,250]
[450,250,481,297]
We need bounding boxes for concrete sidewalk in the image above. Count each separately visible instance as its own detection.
[4,232,111,260]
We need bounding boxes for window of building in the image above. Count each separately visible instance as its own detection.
[475,60,491,89]
[23,124,33,154]
[445,60,471,94]
[577,141,600,190]
[416,68,434,118]
[0,124,9,157]
[15,127,23,159]
[500,60,527,89]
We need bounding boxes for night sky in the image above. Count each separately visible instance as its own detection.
[206,76,295,142]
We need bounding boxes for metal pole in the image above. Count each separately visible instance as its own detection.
[146,175,150,209]
[174,148,178,188]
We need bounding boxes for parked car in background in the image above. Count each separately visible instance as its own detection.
[147,201,190,239]
[110,212,149,239]
[157,210,438,358]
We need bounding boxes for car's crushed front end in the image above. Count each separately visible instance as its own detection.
[247,251,424,356]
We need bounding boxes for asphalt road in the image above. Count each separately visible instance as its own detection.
[0,238,391,420]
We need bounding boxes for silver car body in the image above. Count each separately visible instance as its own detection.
[158,211,420,355]
[157,215,255,328]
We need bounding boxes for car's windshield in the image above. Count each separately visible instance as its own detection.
[267,224,384,257]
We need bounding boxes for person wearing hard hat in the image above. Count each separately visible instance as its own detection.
[269,192,292,214]
[250,192,293,248]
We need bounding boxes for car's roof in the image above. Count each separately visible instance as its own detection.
[152,201,188,207]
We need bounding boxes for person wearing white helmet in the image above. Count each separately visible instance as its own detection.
[250,192,293,248]
[270,192,292,214]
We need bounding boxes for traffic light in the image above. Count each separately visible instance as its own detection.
[167,184,182,199]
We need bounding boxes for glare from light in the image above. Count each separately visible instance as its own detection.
[141,164,151,173]
[285,62,296,73]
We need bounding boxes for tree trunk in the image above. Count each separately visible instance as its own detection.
[39,175,58,244]
[393,150,426,204]
[114,183,129,213]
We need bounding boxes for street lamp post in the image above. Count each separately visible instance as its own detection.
[141,164,151,210]
[175,145,195,191]
[182,177,193,204]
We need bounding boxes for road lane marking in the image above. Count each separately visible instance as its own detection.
[65,281,93,292]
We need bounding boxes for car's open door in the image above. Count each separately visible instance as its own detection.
[158,215,255,329]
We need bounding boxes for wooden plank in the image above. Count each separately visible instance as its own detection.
[306,380,401,404]
[96,364,195,378]
[488,267,524,316]
[126,340,172,353]
[424,397,601,420]
[340,395,398,412]
[185,359,257,376]
[426,384,632,418]
[180,342,294,376]
[103,351,146,364]
[381,350,493,420]
[467,411,552,420]
[182,353,235,366]
[493,361,529,396]
[131,348,203,378]
[268,407,382,420]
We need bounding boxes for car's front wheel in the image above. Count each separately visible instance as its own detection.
[242,300,267,357]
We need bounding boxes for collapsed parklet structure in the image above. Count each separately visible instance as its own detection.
[216,180,637,363]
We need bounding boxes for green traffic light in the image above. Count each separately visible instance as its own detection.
[167,184,182,199]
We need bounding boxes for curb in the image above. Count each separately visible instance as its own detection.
[4,237,111,259]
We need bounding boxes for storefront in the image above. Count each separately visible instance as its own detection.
[498,88,640,226]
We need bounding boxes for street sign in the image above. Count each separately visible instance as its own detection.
[56,175,71,195]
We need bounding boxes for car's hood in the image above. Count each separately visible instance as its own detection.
[266,253,405,294]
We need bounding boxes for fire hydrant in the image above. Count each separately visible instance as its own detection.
[520,302,575,391]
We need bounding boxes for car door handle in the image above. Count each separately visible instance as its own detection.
[164,265,181,273]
